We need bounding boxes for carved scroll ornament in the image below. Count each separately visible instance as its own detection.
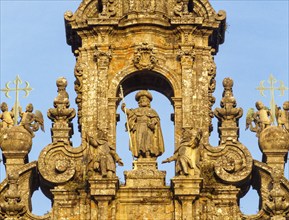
[204,143,253,185]
[38,142,86,184]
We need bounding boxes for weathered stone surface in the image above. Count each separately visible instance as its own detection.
[1,0,289,219]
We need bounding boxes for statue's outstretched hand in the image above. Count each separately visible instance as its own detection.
[162,159,169,164]
[118,159,124,166]
[121,103,126,112]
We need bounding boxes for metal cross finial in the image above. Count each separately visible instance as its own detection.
[0,75,33,125]
[256,74,288,123]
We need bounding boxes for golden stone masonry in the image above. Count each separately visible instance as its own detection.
[1,0,289,219]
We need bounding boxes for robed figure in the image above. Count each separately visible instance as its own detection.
[121,90,164,158]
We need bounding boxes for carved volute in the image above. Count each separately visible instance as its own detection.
[1,1,289,220]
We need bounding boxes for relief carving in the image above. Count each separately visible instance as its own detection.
[174,0,190,17]
[0,174,26,219]
[99,0,117,18]
[133,43,158,70]
[94,47,112,69]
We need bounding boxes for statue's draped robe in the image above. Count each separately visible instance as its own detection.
[127,107,164,158]
[89,139,117,174]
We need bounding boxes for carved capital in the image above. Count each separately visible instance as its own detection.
[177,46,195,63]
[133,43,158,70]
[94,48,112,68]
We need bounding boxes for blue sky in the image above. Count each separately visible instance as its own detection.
[1,0,288,216]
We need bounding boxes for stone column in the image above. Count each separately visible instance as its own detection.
[172,97,182,152]
[108,97,119,149]
[94,47,111,131]
[178,45,195,128]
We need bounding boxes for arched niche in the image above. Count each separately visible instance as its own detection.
[117,70,175,105]
[107,68,182,152]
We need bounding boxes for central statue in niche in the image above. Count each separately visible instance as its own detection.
[121,90,164,159]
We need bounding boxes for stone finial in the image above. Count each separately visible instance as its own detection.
[48,77,75,144]
[214,78,243,144]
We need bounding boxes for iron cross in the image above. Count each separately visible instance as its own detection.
[0,75,33,125]
[256,74,288,123]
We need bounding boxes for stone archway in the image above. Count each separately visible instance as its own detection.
[107,67,182,151]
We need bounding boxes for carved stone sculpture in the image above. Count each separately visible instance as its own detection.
[246,101,273,137]
[86,130,123,178]
[174,0,189,17]
[162,128,202,176]
[121,90,164,159]
[99,0,117,18]
[19,103,44,138]
[276,101,289,132]
[0,102,14,128]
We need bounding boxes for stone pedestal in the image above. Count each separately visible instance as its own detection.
[124,158,166,187]
[259,126,289,175]
[172,176,202,219]
[218,126,239,144]
[89,178,119,220]
[172,176,202,196]
[116,158,173,219]
[51,127,73,145]
[262,149,288,173]
[89,177,118,197]
[212,185,240,220]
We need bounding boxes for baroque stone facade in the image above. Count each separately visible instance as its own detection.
[1,0,289,220]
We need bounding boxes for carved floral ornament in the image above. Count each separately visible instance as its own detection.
[133,43,158,70]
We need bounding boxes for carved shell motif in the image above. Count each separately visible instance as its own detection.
[133,43,158,70]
